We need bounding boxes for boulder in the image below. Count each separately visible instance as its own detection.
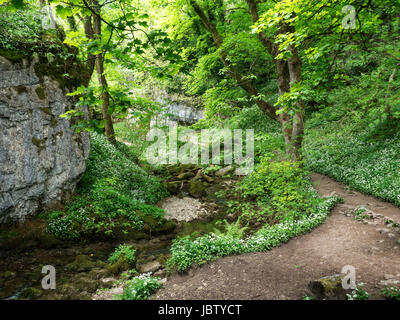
[139,261,161,273]
[189,180,207,198]
[154,269,167,278]
[105,257,132,276]
[166,181,182,195]
[307,274,350,300]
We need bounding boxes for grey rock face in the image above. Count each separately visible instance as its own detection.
[0,55,89,223]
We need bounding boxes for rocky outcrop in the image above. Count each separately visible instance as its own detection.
[307,274,351,300]
[0,54,90,223]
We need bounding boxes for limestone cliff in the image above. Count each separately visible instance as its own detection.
[0,54,90,222]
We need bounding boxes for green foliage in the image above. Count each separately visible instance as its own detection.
[382,287,400,300]
[0,6,79,67]
[347,288,370,300]
[214,218,248,240]
[115,274,162,300]
[385,219,399,228]
[304,114,400,206]
[354,207,370,221]
[81,132,168,204]
[168,197,341,272]
[113,122,151,163]
[46,133,168,240]
[109,245,136,265]
[226,161,321,226]
[301,9,400,205]
[0,7,42,58]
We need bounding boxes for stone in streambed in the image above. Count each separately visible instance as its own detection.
[215,166,233,177]
[139,261,161,273]
[100,277,116,289]
[19,287,43,299]
[154,269,167,278]
[158,196,211,222]
[177,172,195,180]
[141,215,176,234]
[166,181,182,195]
[66,255,96,272]
[189,180,207,198]
[202,174,214,183]
[88,268,108,280]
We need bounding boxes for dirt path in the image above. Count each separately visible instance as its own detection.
[153,173,400,300]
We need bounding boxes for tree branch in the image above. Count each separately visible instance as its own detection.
[190,0,277,120]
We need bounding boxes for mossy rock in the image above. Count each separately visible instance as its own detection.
[23,267,45,282]
[19,287,43,300]
[33,52,90,91]
[141,215,176,235]
[16,85,27,94]
[130,231,151,241]
[35,233,63,249]
[32,137,46,155]
[0,229,63,252]
[59,284,81,300]
[106,256,132,276]
[180,164,199,172]
[88,268,108,280]
[66,255,96,272]
[166,181,182,195]
[189,180,207,198]
[205,184,226,204]
[307,275,349,300]
[74,276,100,293]
[156,254,170,265]
[215,165,234,177]
[95,260,107,268]
[0,48,26,62]
[2,271,16,279]
[177,172,195,180]
[167,164,198,176]
[35,86,47,100]
[0,290,11,300]
[57,274,96,299]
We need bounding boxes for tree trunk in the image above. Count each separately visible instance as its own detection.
[92,1,116,145]
[84,15,96,78]
[384,68,398,118]
[246,0,304,162]
[274,58,293,154]
[287,44,305,162]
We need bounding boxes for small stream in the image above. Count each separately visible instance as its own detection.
[0,171,231,300]
[0,99,226,300]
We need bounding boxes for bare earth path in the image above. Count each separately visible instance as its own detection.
[153,173,400,300]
